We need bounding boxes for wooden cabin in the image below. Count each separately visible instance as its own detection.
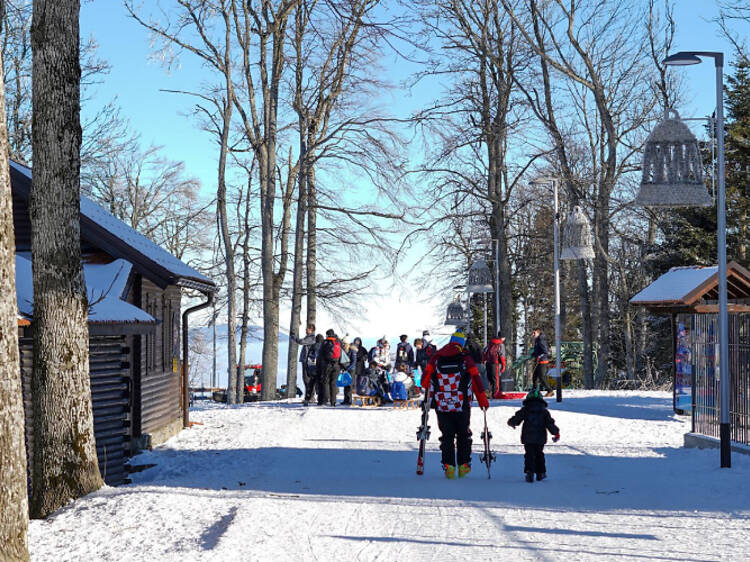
[11,160,216,485]
[630,263,750,449]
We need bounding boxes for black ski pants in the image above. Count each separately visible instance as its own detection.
[532,361,552,392]
[317,364,339,406]
[486,363,499,397]
[436,409,472,466]
[303,364,317,402]
[524,443,546,475]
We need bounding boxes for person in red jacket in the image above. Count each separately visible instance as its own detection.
[483,332,507,399]
[421,330,490,479]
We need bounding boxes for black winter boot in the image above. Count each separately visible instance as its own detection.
[536,472,546,481]
[525,472,534,483]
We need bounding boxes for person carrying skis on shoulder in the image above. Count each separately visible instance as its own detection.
[317,329,341,406]
[531,328,554,397]
[507,389,560,482]
[421,330,490,479]
[483,331,507,399]
[394,334,414,374]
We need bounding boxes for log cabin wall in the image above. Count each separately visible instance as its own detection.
[136,277,183,447]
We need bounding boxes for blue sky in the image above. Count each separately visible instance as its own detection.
[79,1,743,340]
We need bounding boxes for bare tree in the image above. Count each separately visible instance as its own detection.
[29,0,102,518]
[0,1,29,554]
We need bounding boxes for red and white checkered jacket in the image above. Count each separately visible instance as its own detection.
[421,342,488,412]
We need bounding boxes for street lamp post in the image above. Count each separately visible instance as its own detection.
[531,178,563,402]
[663,51,730,468]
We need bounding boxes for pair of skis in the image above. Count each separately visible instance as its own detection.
[416,389,496,479]
[479,409,496,478]
[416,386,432,475]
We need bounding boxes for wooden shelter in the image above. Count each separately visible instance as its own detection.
[11,160,216,486]
[630,262,750,447]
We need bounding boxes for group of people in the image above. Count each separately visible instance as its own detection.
[294,325,440,407]
[294,323,560,480]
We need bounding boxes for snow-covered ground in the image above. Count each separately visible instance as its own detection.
[29,391,750,561]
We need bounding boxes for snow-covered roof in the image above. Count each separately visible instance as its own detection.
[630,266,718,304]
[10,160,215,291]
[15,253,156,325]
[630,262,750,309]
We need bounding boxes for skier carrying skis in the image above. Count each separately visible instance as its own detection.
[507,389,560,482]
[483,332,507,399]
[420,330,490,479]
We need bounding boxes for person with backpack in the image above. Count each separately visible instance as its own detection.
[415,331,436,376]
[531,328,554,397]
[317,329,342,406]
[507,389,560,482]
[483,332,507,399]
[421,330,490,479]
[295,323,317,405]
[302,334,323,406]
[394,334,414,374]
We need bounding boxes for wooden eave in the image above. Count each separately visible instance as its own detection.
[633,261,750,314]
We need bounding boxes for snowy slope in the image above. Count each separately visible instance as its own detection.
[29,391,750,561]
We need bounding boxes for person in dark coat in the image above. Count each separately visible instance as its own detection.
[394,334,414,373]
[317,329,341,406]
[507,389,560,482]
[294,323,317,405]
[302,333,324,406]
[531,328,553,396]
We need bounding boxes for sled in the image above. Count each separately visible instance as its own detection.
[393,398,420,410]
[352,394,380,407]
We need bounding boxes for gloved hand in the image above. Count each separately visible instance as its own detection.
[552,433,560,443]
[477,392,489,410]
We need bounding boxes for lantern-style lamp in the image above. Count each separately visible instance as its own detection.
[467,259,494,293]
[445,300,466,326]
[635,109,711,207]
[561,206,595,260]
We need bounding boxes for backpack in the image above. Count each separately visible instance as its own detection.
[391,380,407,400]
[433,354,470,413]
[330,339,341,361]
[397,342,409,363]
[425,342,436,360]
[356,374,376,396]
[306,345,319,369]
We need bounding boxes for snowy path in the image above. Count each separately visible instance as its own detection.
[30,391,750,561]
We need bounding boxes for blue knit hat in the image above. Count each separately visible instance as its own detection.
[449,331,467,348]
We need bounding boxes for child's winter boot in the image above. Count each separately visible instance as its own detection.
[458,463,471,478]
[443,464,456,479]
[525,472,534,483]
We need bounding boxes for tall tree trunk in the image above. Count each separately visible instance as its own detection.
[238,177,253,402]
[0,30,30,558]
[287,137,307,396]
[579,261,594,388]
[217,107,237,405]
[29,0,102,518]
[306,165,317,328]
